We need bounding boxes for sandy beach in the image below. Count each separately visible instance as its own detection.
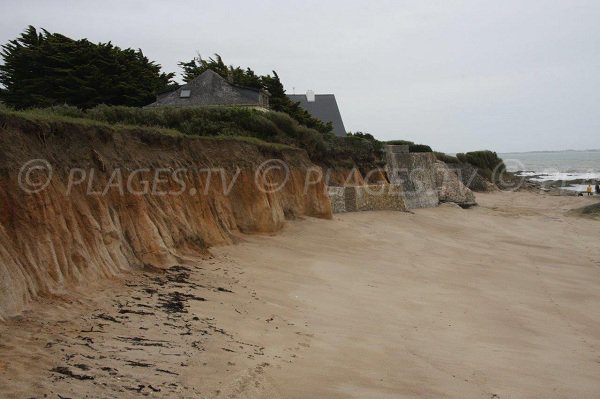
[1,190,599,398]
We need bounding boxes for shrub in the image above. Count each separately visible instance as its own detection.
[387,139,414,146]
[456,150,505,172]
[408,144,433,153]
[455,150,508,183]
[434,151,460,164]
[386,140,432,153]
[31,104,334,159]
[326,135,378,172]
[20,104,399,171]
[42,104,85,118]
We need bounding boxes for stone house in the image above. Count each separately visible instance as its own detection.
[148,69,270,110]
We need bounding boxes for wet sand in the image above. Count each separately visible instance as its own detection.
[1,191,599,398]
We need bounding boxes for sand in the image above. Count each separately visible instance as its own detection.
[0,190,599,398]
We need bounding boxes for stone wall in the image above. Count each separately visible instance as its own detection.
[328,146,478,212]
[354,184,406,212]
[327,184,406,213]
[327,186,347,213]
[385,150,439,209]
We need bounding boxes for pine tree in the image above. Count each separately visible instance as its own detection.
[0,26,176,109]
[178,54,332,134]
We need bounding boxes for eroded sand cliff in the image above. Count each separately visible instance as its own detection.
[0,115,331,319]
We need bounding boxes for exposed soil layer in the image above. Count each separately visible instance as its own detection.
[0,191,598,398]
[0,114,331,318]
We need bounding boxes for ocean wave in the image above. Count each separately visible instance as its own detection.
[515,171,600,182]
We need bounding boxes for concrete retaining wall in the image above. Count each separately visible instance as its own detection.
[327,184,406,213]
[385,150,440,209]
[328,146,477,212]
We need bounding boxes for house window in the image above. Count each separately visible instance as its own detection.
[180,89,191,98]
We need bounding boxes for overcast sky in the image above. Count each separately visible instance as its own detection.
[1,0,599,152]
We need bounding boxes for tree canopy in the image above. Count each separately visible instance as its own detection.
[0,27,335,136]
[0,26,175,109]
[179,54,333,135]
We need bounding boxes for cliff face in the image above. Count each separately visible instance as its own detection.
[325,168,366,186]
[0,115,331,319]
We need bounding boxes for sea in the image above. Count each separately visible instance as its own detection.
[499,150,600,192]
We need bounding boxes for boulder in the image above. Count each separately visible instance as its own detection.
[452,163,496,192]
[435,161,477,207]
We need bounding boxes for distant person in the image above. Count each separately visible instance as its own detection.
[587,184,593,196]
[596,184,600,195]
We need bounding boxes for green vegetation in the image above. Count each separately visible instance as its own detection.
[345,132,386,170]
[179,54,333,134]
[0,104,365,166]
[407,144,433,153]
[386,140,414,146]
[347,132,384,153]
[0,26,175,109]
[42,104,326,153]
[0,103,181,137]
[0,105,294,151]
[335,134,385,171]
[386,139,433,153]
[0,27,333,134]
[0,103,510,188]
[433,151,460,164]
[455,150,508,183]
[0,27,507,179]
[0,27,378,168]
[456,151,506,173]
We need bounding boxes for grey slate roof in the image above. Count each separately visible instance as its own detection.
[149,69,269,108]
[287,94,347,137]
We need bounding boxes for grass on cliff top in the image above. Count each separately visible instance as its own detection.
[0,105,293,151]
[19,104,324,152]
[434,151,461,164]
[0,104,380,168]
[0,105,181,136]
[386,140,433,153]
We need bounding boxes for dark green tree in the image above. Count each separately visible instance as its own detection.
[347,131,384,153]
[179,54,333,134]
[0,26,176,109]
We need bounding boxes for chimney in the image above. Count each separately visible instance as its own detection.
[306,90,315,102]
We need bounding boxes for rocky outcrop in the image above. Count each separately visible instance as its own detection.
[434,161,477,207]
[452,163,496,192]
[0,115,331,319]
